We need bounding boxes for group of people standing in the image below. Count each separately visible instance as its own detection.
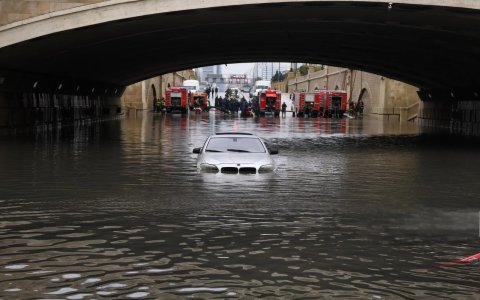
[214,96,249,116]
[348,100,364,115]
[205,86,219,99]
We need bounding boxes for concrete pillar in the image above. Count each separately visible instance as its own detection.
[141,80,146,110]
[378,76,387,114]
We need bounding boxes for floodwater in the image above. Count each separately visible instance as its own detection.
[1,112,480,299]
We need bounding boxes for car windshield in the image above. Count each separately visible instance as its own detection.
[205,137,266,153]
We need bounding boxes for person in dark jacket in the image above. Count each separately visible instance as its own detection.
[281,102,287,117]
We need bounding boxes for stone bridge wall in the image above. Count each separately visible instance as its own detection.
[419,101,480,136]
[2,0,479,28]
[0,0,105,26]
[122,70,197,111]
[0,91,122,129]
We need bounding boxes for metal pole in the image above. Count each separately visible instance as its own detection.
[279,61,281,91]
[271,62,273,81]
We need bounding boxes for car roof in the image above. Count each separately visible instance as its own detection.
[210,133,259,138]
[214,132,253,136]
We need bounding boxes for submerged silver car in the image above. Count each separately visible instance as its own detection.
[193,133,278,174]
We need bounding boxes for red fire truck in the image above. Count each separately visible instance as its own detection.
[293,90,347,117]
[294,92,321,117]
[189,91,209,112]
[317,90,348,117]
[256,89,281,116]
[165,87,188,113]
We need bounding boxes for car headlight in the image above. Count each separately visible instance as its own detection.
[258,164,274,173]
[200,163,219,173]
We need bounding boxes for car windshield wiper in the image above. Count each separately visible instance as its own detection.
[227,149,250,153]
[205,149,222,152]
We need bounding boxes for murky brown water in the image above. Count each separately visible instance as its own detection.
[1,112,480,299]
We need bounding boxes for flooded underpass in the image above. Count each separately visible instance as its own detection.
[1,112,480,299]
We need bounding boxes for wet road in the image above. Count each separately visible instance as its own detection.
[1,112,480,299]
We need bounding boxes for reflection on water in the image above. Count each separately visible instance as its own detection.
[1,112,480,298]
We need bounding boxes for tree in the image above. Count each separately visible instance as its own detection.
[296,64,323,76]
[299,65,309,76]
[271,70,286,82]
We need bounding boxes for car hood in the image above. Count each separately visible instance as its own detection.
[202,153,271,165]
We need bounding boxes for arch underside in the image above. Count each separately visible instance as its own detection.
[0,1,479,94]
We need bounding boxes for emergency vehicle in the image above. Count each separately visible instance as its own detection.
[253,80,271,96]
[294,92,321,117]
[165,87,188,113]
[189,91,209,112]
[182,79,200,92]
[317,90,348,117]
[256,89,281,116]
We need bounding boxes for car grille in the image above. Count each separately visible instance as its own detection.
[221,167,238,174]
[220,167,257,174]
[239,167,256,174]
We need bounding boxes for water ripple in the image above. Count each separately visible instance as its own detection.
[0,114,479,298]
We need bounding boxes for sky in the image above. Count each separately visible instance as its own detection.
[221,62,293,75]
[222,63,254,75]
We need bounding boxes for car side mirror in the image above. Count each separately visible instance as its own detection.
[269,147,279,155]
[193,147,202,154]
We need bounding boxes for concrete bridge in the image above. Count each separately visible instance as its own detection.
[1,0,480,134]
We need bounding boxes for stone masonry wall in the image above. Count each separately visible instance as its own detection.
[122,70,197,111]
[0,0,106,26]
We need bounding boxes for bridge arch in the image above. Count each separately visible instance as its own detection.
[0,0,479,100]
